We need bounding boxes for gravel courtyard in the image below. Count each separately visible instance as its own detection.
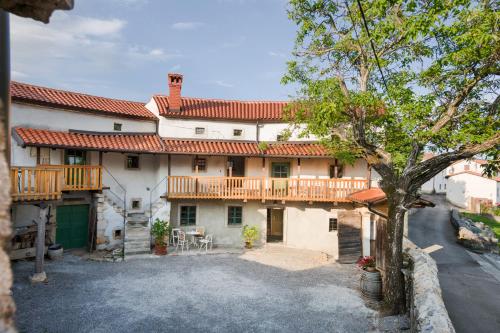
[12,250,378,333]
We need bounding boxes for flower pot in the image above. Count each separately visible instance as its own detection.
[48,244,63,260]
[245,241,253,249]
[154,244,167,256]
[360,269,382,302]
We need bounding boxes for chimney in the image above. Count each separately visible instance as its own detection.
[168,73,183,112]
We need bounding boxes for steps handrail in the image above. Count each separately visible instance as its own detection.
[148,176,168,225]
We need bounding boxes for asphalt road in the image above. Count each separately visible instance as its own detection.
[409,195,500,333]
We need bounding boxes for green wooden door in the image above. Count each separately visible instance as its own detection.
[56,205,89,249]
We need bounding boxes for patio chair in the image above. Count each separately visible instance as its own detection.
[171,228,180,246]
[198,234,213,252]
[176,230,189,253]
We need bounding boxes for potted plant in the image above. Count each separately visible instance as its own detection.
[242,225,259,249]
[151,218,170,255]
[357,256,382,302]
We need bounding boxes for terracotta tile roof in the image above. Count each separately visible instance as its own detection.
[153,95,289,122]
[162,138,261,156]
[13,127,164,153]
[446,170,500,182]
[11,81,157,120]
[14,127,332,157]
[348,188,387,204]
[264,142,328,157]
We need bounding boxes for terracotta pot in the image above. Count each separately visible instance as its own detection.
[154,244,167,255]
[245,241,253,249]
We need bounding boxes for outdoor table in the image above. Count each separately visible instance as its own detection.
[185,231,202,247]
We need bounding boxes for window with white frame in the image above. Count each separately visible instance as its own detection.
[233,129,243,136]
[114,123,122,131]
[195,127,205,135]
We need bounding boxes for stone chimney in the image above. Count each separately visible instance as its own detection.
[168,73,183,111]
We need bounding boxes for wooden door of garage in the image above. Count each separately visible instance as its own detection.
[338,211,362,263]
[56,205,89,249]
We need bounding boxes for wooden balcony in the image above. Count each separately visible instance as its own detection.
[10,165,102,202]
[167,176,369,202]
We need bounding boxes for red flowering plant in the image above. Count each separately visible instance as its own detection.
[357,256,376,271]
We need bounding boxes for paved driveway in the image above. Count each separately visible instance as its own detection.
[409,195,500,333]
[12,250,377,333]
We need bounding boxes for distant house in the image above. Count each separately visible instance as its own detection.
[445,160,499,210]
[421,155,499,210]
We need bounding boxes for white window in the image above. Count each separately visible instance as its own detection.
[114,123,122,131]
[233,129,243,136]
[195,127,205,135]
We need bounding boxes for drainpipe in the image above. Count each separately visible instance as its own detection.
[0,10,10,166]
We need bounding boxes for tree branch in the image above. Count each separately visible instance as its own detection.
[404,132,500,191]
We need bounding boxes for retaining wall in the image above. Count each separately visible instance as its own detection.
[403,239,455,333]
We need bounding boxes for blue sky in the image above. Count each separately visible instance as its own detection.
[10,0,298,102]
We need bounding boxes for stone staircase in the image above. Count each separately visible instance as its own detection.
[124,211,151,256]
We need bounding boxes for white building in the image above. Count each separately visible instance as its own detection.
[420,154,499,210]
[9,74,385,261]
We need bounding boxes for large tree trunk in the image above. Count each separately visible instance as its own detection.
[381,191,407,315]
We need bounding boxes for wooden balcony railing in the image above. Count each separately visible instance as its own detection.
[61,165,103,191]
[10,167,63,201]
[167,176,369,202]
[10,165,103,202]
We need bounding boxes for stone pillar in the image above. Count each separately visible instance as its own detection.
[31,205,48,283]
[93,193,107,250]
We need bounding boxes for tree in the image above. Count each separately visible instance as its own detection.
[283,0,499,314]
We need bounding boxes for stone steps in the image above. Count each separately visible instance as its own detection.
[124,211,151,256]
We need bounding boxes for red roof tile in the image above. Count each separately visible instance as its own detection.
[265,142,328,157]
[348,188,386,204]
[11,81,157,120]
[14,127,333,158]
[162,138,260,156]
[153,95,289,121]
[14,127,164,153]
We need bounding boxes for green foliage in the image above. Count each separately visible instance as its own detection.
[258,141,269,151]
[151,218,171,245]
[284,0,499,173]
[242,225,259,246]
[462,212,500,249]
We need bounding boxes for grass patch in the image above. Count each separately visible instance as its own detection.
[462,212,500,249]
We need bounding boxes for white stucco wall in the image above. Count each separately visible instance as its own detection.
[283,203,340,258]
[170,200,267,246]
[446,173,498,208]
[421,169,447,194]
[158,118,257,140]
[11,103,156,133]
[100,152,161,210]
[170,155,227,177]
[12,145,64,167]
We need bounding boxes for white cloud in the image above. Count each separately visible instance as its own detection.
[10,12,180,91]
[220,36,247,48]
[171,22,204,31]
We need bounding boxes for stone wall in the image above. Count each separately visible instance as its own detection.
[403,239,455,333]
[450,209,498,253]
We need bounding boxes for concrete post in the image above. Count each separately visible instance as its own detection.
[31,205,49,283]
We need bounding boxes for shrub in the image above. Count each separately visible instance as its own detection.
[151,218,171,246]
